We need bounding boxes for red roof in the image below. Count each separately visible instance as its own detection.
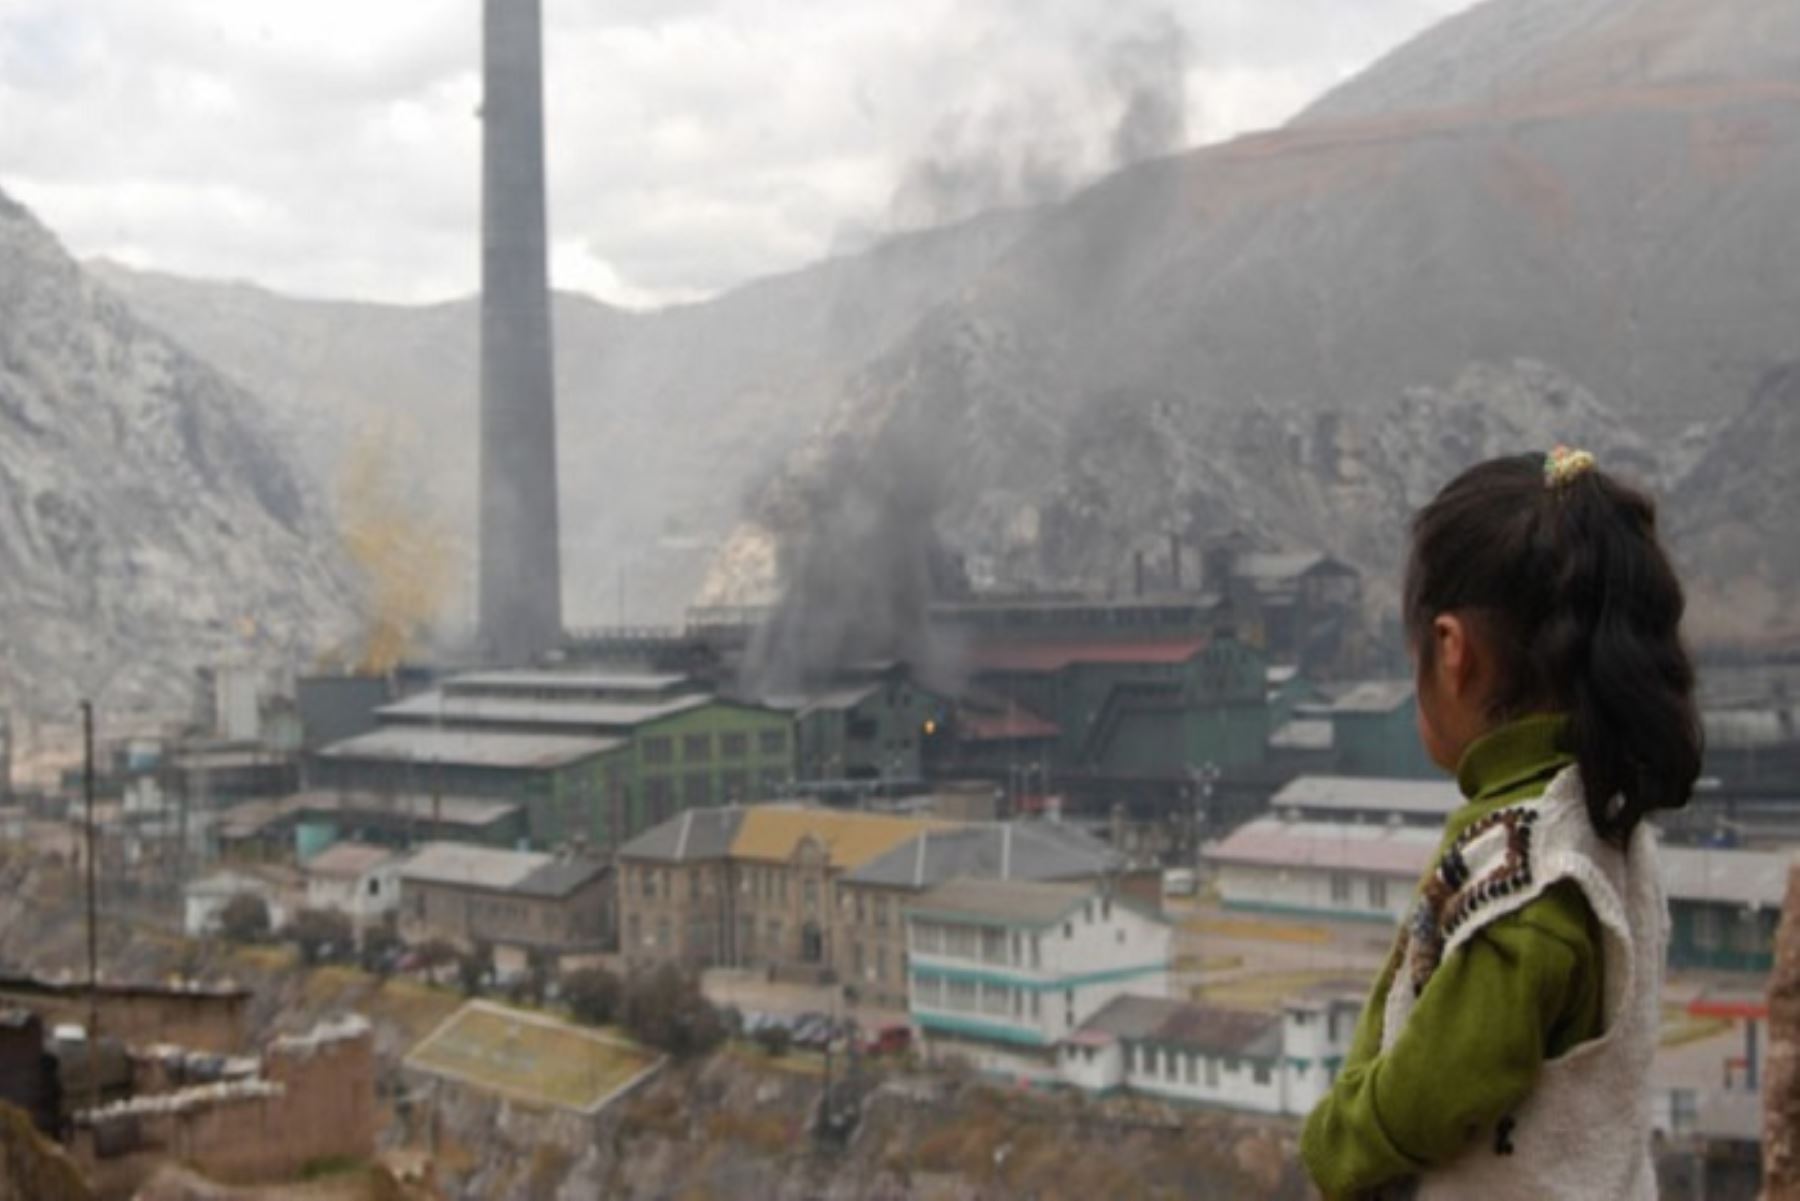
[971,637,1209,673]
[1687,994,1768,1021]
[960,711,1063,742]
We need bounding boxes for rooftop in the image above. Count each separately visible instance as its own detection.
[618,806,746,863]
[730,806,951,870]
[1269,775,1461,818]
[970,637,1210,674]
[1659,845,1792,908]
[1203,817,1440,879]
[1330,681,1415,714]
[1233,551,1328,582]
[315,727,626,770]
[303,841,396,879]
[398,842,553,891]
[217,791,523,838]
[379,690,711,731]
[1077,995,1281,1058]
[847,821,1121,889]
[957,710,1063,743]
[760,683,883,715]
[908,878,1101,928]
[512,857,610,899]
[444,669,694,695]
[1269,719,1334,752]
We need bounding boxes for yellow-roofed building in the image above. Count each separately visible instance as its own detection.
[615,802,951,991]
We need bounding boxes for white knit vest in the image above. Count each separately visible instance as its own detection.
[1374,766,1667,1201]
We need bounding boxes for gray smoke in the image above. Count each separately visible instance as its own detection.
[890,4,1194,229]
[742,318,976,696]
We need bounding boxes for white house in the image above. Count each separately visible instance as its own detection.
[302,841,401,929]
[1057,986,1364,1116]
[906,878,1170,1082]
[1203,816,1439,922]
[182,869,290,937]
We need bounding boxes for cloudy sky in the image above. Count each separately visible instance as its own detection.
[0,0,1472,309]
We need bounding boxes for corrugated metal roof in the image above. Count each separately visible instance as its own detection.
[761,684,883,715]
[316,727,626,770]
[398,842,551,890]
[908,878,1097,927]
[971,638,1209,674]
[1330,681,1415,714]
[1660,845,1793,908]
[1234,552,1327,581]
[1204,817,1439,878]
[379,690,710,730]
[730,806,950,870]
[219,792,523,837]
[1078,995,1281,1057]
[303,842,395,879]
[847,821,1120,888]
[445,669,693,694]
[1269,775,1459,817]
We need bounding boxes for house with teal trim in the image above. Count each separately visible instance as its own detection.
[1204,815,1439,922]
[905,878,1170,1082]
[1058,987,1362,1115]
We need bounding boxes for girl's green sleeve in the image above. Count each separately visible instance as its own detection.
[1300,882,1600,1198]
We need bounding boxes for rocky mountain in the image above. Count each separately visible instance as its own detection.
[92,209,1033,632]
[90,0,1800,654]
[0,188,358,726]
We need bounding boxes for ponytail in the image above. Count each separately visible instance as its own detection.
[1404,454,1701,844]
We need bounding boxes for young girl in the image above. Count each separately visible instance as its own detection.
[1301,449,1701,1200]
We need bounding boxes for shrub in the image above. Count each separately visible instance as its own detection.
[753,1024,792,1058]
[562,966,623,1027]
[621,964,724,1058]
[217,892,271,943]
[288,907,354,966]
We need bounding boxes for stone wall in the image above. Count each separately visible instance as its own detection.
[0,978,249,1054]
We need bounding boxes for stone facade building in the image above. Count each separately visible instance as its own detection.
[397,842,613,962]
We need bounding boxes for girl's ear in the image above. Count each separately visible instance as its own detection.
[1431,612,1473,700]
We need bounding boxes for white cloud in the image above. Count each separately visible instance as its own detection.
[0,0,1474,308]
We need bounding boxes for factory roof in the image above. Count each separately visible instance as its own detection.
[378,690,712,731]
[908,878,1124,929]
[1203,817,1439,879]
[315,727,626,770]
[847,821,1121,888]
[397,843,552,891]
[760,683,883,715]
[1659,845,1793,909]
[1076,995,1282,1059]
[1701,707,1799,749]
[511,858,610,899]
[217,791,522,838]
[302,842,395,880]
[1269,719,1334,752]
[1330,681,1416,714]
[970,637,1210,674]
[1269,775,1461,818]
[444,669,694,696]
[618,806,746,863]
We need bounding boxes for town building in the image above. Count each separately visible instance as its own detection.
[181,868,295,937]
[217,790,529,861]
[1661,845,1791,972]
[397,842,613,967]
[1202,539,1362,675]
[760,663,952,786]
[1204,815,1439,922]
[1266,775,1460,829]
[0,1009,59,1135]
[905,878,1170,1081]
[301,841,401,930]
[311,668,795,852]
[1324,682,1437,778]
[615,804,947,979]
[1056,987,1363,1115]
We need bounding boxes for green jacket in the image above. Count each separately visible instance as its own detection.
[1300,714,1604,1199]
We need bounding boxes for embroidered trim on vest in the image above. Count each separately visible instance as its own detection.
[1404,805,1540,996]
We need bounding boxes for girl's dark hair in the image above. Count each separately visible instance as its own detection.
[1403,453,1701,844]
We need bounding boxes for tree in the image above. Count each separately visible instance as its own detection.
[621,964,724,1058]
[754,1023,792,1058]
[457,942,493,997]
[360,920,403,975]
[217,893,271,944]
[288,908,354,966]
[562,966,623,1027]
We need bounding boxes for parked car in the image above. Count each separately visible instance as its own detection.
[860,1023,911,1057]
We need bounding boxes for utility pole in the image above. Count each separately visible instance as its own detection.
[80,699,100,1114]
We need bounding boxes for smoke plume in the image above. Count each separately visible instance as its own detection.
[889,2,1194,229]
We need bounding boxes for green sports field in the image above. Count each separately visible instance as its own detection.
[406,1000,661,1112]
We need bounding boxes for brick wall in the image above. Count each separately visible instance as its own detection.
[0,981,249,1054]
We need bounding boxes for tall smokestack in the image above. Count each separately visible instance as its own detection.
[478,0,563,664]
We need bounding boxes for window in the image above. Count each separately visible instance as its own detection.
[1184,1053,1197,1085]
[643,736,673,765]
[1205,1057,1219,1087]
[874,896,889,928]
[981,982,1009,1016]
[683,773,710,806]
[876,946,887,982]
[1031,936,1042,968]
[1164,1050,1177,1082]
[683,733,712,761]
[981,928,1008,964]
[1063,922,1073,938]
[1011,932,1021,962]
[1693,906,1723,951]
[803,878,818,908]
[655,917,670,948]
[1368,877,1388,909]
[1102,897,1111,920]
[722,769,748,801]
[852,942,864,975]
[1013,988,1023,1018]
[721,732,748,759]
[758,729,788,756]
[1083,900,1093,922]
[645,777,673,824]
[1329,873,1350,904]
[689,871,701,901]
[1253,1063,1272,1085]
[947,979,978,1012]
[912,921,941,954]
[641,866,657,899]
[628,914,641,947]
[855,892,866,925]
[915,973,943,1006]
